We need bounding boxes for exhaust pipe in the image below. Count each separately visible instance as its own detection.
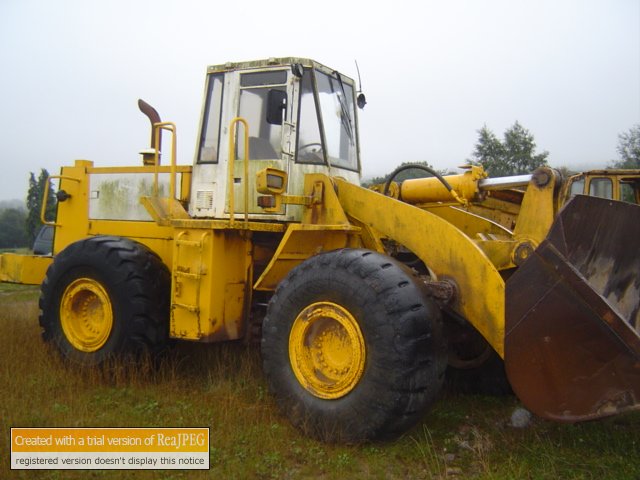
[138,99,162,165]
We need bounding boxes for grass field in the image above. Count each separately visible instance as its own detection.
[1,284,639,479]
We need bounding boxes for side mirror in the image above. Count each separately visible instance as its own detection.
[291,63,304,78]
[357,93,367,109]
[266,89,287,125]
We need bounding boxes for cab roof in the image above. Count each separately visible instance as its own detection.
[206,57,356,84]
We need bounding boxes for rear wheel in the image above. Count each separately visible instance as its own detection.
[39,236,170,365]
[60,277,114,352]
[261,249,447,443]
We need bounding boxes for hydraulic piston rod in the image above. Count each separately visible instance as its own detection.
[478,175,532,191]
[400,166,532,205]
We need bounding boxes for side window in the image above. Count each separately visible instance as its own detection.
[43,226,54,241]
[589,178,613,199]
[238,70,287,160]
[296,70,324,164]
[198,73,224,163]
[620,181,639,204]
[569,178,585,197]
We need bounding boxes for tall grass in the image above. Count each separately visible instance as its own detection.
[1,285,639,479]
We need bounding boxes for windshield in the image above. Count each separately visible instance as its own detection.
[314,70,358,170]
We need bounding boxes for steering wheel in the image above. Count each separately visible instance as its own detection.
[298,142,323,154]
[298,142,324,162]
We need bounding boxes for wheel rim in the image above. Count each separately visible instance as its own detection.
[60,278,113,352]
[289,302,366,399]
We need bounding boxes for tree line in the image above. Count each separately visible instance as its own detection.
[367,123,640,183]
[0,170,55,249]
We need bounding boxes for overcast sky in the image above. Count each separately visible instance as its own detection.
[1,0,638,201]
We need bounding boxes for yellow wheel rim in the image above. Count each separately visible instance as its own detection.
[289,302,366,399]
[60,278,113,352]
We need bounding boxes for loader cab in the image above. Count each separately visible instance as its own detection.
[189,58,361,221]
[565,170,640,205]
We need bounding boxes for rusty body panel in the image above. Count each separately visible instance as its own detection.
[505,195,640,421]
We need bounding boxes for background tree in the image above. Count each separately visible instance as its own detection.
[0,208,28,249]
[25,169,56,245]
[611,124,640,168]
[470,121,549,176]
[470,126,505,174]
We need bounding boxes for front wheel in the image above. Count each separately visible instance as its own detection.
[261,249,447,443]
[444,317,512,395]
[39,236,170,365]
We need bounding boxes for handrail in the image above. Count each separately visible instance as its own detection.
[227,117,250,229]
[40,175,81,226]
[152,122,178,217]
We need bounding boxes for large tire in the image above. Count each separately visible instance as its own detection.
[261,249,447,443]
[39,236,170,365]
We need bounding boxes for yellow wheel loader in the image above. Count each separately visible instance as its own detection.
[1,57,639,442]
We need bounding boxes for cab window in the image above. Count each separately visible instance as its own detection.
[237,71,287,160]
[296,70,324,165]
[620,180,639,204]
[315,71,358,171]
[569,178,585,197]
[197,73,224,163]
[589,178,613,199]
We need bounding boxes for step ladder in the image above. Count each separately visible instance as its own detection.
[171,231,210,338]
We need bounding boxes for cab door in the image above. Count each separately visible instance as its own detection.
[189,68,298,219]
[228,68,297,217]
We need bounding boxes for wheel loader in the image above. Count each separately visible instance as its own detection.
[1,57,639,442]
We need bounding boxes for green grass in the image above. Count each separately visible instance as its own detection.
[1,285,639,479]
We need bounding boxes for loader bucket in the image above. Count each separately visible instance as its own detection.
[505,195,640,422]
